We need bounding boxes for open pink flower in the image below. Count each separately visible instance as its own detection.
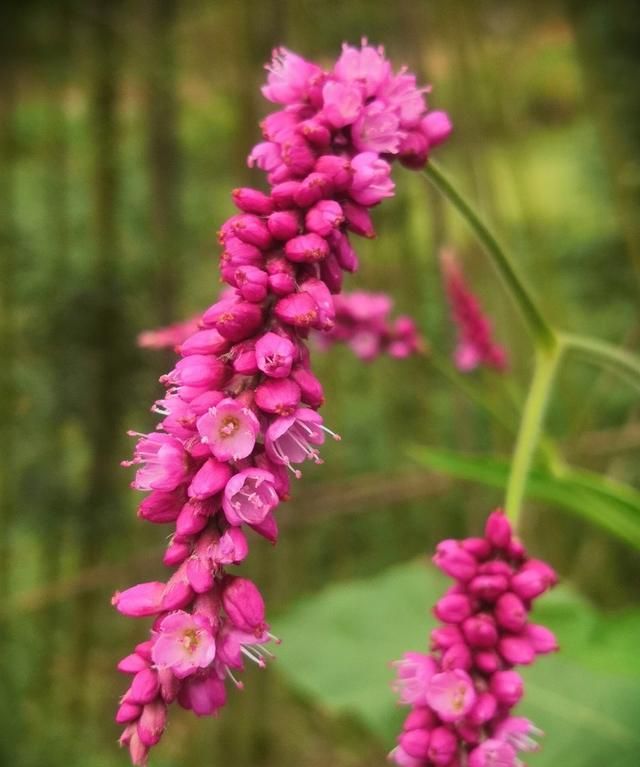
[425,669,476,722]
[222,469,278,526]
[125,433,190,492]
[392,652,438,706]
[196,398,259,462]
[265,408,334,473]
[151,611,216,679]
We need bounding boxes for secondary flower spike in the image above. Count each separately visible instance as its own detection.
[390,510,557,767]
[138,288,424,364]
[440,249,507,373]
[116,40,451,766]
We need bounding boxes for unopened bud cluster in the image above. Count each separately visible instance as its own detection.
[391,510,557,767]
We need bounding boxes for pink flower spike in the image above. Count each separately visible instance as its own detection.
[223,468,278,526]
[425,669,476,722]
[151,611,216,679]
[441,249,508,374]
[197,399,260,462]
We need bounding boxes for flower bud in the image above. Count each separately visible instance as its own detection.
[490,670,524,706]
[232,187,274,215]
[126,668,160,705]
[402,707,437,732]
[255,377,301,415]
[204,300,263,343]
[441,642,472,671]
[267,210,300,240]
[467,691,497,726]
[291,367,324,407]
[112,582,164,617]
[421,110,453,148]
[342,201,375,238]
[271,180,302,208]
[484,509,512,549]
[399,729,431,760]
[294,172,332,207]
[137,700,167,747]
[427,727,458,767]
[526,623,559,654]
[315,155,353,190]
[462,614,498,648]
[285,233,329,263]
[495,592,527,633]
[433,539,477,581]
[179,329,229,357]
[468,574,509,602]
[227,213,273,249]
[115,701,141,724]
[274,292,319,328]
[188,459,233,501]
[305,200,344,236]
[222,577,266,633]
[434,594,472,624]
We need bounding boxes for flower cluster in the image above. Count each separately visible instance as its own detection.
[440,250,507,373]
[390,509,557,767]
[115,41,451,766]
[316,291,424,361]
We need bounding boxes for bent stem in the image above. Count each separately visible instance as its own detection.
[505,344,563,525]
[561,333,640,393]
[422,161,556,352]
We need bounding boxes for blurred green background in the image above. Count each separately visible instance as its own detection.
[1,1,639,766]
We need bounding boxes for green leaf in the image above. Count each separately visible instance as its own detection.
[273,562,640,766]
[408,446,640,549]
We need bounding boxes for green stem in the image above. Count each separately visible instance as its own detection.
[505,344,563,525]
[422,161,557,351]
[561,332,640,392]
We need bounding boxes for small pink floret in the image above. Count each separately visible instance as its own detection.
[151,611,216,679]
[196,398,259,462]
[223,468,278,526]
[425,669,476,722]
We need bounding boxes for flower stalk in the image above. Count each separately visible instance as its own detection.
[422,161,557,352]
[504,344,563,525]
